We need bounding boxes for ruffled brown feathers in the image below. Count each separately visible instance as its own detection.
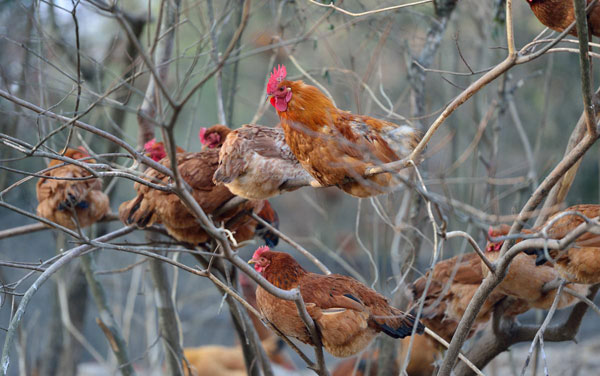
[260,251,308,289]
[276,80,337,131]
[36,148,109,229]
[271,76,422,197]
[252,250,424,357]
[213,124,312,200]
[119,149,273,246]
[528,0,600,37]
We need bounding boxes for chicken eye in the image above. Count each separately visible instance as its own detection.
[278,87,284,91]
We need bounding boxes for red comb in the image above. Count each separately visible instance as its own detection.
[144,138,157,151]
[199,128,207,144]
[253,246,270,259]
[488,226,495,238]
[267,65,287,94]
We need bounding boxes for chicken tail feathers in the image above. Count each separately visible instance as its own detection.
[57,185,88,211]
[255,202,280,247]
[523,248,552,266]
[119,196,156,228]
[76,200,90,209]
[212,166,234,184]
[378,312,425,339]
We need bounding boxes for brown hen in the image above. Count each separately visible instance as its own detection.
[484,211,593,309]
[410,252,527,342]
[266,65,422,197]
[527,0,600,37]
[213,124,313,199]
[489,204,600,285]
[238,273,296,369]
[249,247,424,358]
[119,142,278,246]
[36,147,109,229]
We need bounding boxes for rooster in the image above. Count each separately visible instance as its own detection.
[410,252,528,342]
[526,0,600,37]
[213,124,313,199]
[119,140,278,247]
[249,247,424,357]
[484,220,591,309]
[266,65,422,197]
[36,147,109,229]
[490,204,600,285]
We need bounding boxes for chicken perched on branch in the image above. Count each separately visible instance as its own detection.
[119,140,278,246]
[526,0,600,37]
[484,218,591,309]
[213,124,314,199]
[490,204,600,285]
[36,147,109,229]
[530,204,600,284]
[249,247,424,357]
[266,65,422,197]
[410,252,527,341]
[238,273,296,369]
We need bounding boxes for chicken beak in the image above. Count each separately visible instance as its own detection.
[265,94,273,104]
[248,259,257,265]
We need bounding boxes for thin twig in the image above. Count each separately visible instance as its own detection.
[445,231,495,273]
[423,327,484,376]
[306,0,432,17]
[520,281,565,376]
[80,253,135,375]
[249,212,331,275]
[0,214,119,240]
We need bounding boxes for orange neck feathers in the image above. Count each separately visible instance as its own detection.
[253,250,308,289]
[276,80,337,131]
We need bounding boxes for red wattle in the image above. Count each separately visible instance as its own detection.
[274,97,288,112]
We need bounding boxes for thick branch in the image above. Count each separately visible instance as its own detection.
[455,285,600,375]
[132,0,184,373]
[536,89,600,226]
[439,133,600,375]
[573,0,597,136]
